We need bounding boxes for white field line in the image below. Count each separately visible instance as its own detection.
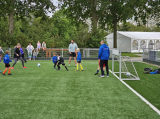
[109,69,160,115]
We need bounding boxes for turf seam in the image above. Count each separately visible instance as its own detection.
[109,69,160,116]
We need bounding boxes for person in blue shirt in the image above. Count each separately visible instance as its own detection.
[75,48,84,71]
[98,40,110,78]
[52,52,57,69]
[20,45,27,63]
[2,50,12,76]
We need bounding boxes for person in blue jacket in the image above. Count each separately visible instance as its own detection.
[75,48,84,71]
[98,40,110,78]
[2,50,12,76]
[52,52,57,69]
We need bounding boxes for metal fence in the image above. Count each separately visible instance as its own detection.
[1,47,120,60]
[143,48,160,65]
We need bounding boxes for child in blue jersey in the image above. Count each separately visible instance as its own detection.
[2,50,12,76]
[20,46,27,63]
[52,52,57,69]
[75,48,84,71]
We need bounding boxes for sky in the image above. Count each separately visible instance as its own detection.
[47,0,59,17]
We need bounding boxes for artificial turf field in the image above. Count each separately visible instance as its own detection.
[0,60,160,119]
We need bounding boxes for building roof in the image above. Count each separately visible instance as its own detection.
[118,31,160,40]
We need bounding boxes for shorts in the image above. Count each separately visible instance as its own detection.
[58,62,65,66]
[70,52,76,57]
[5,64,10,68]
[77,61,81,63]
[37,46,41,49]
[99,62,105,67]
[33,56,35,58]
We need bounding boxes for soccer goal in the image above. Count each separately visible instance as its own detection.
[110,54,140,80]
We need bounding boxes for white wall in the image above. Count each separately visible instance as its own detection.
[106,33,131,52]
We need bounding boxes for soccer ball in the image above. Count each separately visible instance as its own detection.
[37,63,41,67]
[126,72,131,77]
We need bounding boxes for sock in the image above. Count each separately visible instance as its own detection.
[65,66,68,70]
[8,68,11,74]
[103,71,104,75]
[3,69,7,74]
[97,70,99,73]
[80,64,83,70]
[76,65,78,70]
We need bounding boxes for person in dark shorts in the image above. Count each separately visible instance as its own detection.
[57,53,68,71]
[11,43,27,69]
[52,52,57,69]
[20,45,27,63]
[98,40,110,78]
[2,50,12,76]
[75,48,84,71]
[68,40,78,67]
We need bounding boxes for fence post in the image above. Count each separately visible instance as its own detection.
[119,55,121,80]
[62,48,63,57]
[112,54,114,72]
[9,48,11,57]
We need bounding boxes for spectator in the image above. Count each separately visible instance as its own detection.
[37,41,41,52]
[68,40,78,67]
[26,42,34,60]
[33,50,37,60]
[98,40,110,78]
[42,42,46,56]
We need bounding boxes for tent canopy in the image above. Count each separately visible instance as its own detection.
[118,31,160,40]
[106,31,160,52]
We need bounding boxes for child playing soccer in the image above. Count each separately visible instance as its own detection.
[56,52,68,71]
[75,48,84,71]
[33,50,37,60]
[20,46,27,63]
[52,52,57,69]
[0,46,4,62]
[94,59,105,75]
[11,43,27,69]
[2,50,12,76]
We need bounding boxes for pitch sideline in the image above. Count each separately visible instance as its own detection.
[109,69,160,116]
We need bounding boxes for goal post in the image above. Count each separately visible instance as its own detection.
[111,54,140,81]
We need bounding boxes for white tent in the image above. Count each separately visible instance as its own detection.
[106,31,160,52]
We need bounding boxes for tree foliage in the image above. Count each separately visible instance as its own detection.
[0,10,107,48]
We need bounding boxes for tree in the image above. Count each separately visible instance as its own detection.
[60,0,108,32]
[99,0,150,48]
[0,0,56,35]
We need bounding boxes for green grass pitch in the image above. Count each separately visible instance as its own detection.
[0,60,160,119]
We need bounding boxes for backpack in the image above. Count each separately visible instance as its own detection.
[144,68,152,74]
[153,68,160,74]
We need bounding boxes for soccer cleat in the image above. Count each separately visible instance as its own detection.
[2,73,5,76]
[80,69,84,71]
[8,74,12,75]
[54,67,56,69]
[23,66,27,69]
[67,69,69,71]
[106,75,109,77]
[11,67,14,69]
[99,75,104,78]
[94,72,98,75]
[68,65,70,67]
[75,70,78,71]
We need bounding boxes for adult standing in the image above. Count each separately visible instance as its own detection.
[68,40,78,67]
[41,42,46,56]
[98,40,110,78]
[26,42,34,60]
[11,43,27,69]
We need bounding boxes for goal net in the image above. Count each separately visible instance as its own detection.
[110,54,140,80]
